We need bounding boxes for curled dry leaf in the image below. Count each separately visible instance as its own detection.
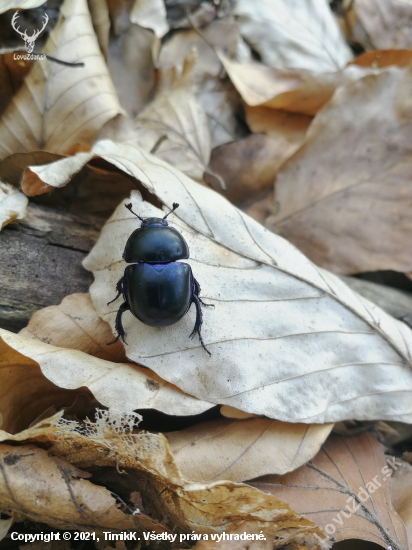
[0,443,167,533]
[233,0,353,72]
[87,0,111,58]
[130,0,169,37]
[0,182,28,229]
[219,54,382,116]
[0,0,123,160]
[17,293,332,481]
[26,139,412,424]
[0,327,213,429]
[250,433,408,549]
[268,66,412,274]
[0,410,327,544]
[353,0,412,50]
[166,418,333,483]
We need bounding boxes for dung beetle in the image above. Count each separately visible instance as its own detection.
[107,202,213,355]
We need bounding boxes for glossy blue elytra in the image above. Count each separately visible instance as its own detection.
[107,202,213,355]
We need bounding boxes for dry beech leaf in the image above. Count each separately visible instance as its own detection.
[392,471,412,543]
[18,293,332,481]
[219,54,385,116]
[0,0,123,161]
[100,53,211,182]
[207,107,311,204]
[0,328,213,427]
[207,133,297,205]
[0,182,28,229]
[166,418,333,483]
[250,433,408,549]
[354,0,412,50]
[268,66,412,274]
[20,293,126,363]
[130,0,169,37]
[220,405,261,419]
[88,0,111,58]
[233,0,352,72]
[0,0,44,11]
[0,410,327,545]
[107,24,157,118]
[0,443,167,533]
[349,49,412,69]
[26,139,412,424]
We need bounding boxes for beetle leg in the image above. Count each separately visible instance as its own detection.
[190,295,211,356]
[192,276,214,308]
[107,301,129,345]
[107,277,124,305]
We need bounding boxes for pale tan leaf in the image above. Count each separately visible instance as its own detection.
[88,0,110,58]
[0,410,327,544]
[0,0,123,160]
[19,293,126,363]
[0,443,167,533]
[166,418,333,483]
[250,433,408,548]
[220,405,260,419]
[0,0,44,12]
[233,0,353,72]
[392,471,412,544]
[268,66,412,274]
[26,139,412,424]
[0,328,213,429]
[130,0,168,37]
[354,0,412,50]
[0,515,13,542]
[0,182,28,229]
[101,54,211,181]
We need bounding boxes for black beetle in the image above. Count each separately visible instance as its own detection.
[107,202,213,355]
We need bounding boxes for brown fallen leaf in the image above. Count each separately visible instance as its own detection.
[0,53,32,118]
[166,418,333,483]
[353,0,412,50]
[392,471,412,544]
[0,411,328,545]
[207,133,296,205]
[206,107,311,205]
[349,49,412,69]
[0,443,167,533]
[250,433,408,548]
[0,0,123,160]
[268,65,412,274]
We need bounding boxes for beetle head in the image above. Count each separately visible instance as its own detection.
[125,203,179,227]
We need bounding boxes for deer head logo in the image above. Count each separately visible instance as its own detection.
[11,12,49,54]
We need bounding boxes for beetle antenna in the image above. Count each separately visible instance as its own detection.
[125,203,144,221]
[163,202,179,219]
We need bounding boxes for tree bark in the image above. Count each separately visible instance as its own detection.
[0,203,102,332]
